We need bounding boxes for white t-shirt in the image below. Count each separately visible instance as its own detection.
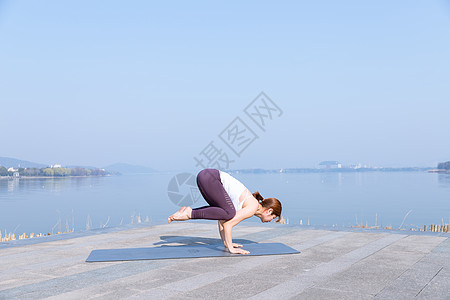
[219,170,247,211]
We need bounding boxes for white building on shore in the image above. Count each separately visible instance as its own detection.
[318,161,342,169]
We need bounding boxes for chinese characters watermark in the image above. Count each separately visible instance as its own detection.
[167,92,283,207]
[245,92,283,132]
[219,117,258,157]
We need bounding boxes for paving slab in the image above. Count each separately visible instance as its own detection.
[0,222,448,299]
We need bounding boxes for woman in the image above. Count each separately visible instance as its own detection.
[168,168,282,255]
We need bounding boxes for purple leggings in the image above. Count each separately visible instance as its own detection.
[191,169,236,220]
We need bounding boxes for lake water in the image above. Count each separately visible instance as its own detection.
[1,171,450,235]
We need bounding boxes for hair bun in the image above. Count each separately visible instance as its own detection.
[252,191,264,202]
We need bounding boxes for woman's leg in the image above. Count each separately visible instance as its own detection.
[191,169,236,220]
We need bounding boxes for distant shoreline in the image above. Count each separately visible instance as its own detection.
[229,167,435,174]
[0,175,113,179]
[1,168,448,178]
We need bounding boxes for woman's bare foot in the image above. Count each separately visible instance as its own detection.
[168,206,185,223]
[168,206,191,223]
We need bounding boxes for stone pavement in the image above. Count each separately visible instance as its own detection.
[0,222,449,299]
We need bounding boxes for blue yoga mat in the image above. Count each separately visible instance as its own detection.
[86,242,300,262]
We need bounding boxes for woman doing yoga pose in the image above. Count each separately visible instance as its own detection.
[168,168,282,255]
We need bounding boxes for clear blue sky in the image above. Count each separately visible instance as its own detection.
[1,0,449,171]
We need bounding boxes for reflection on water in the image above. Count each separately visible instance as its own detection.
[318,172,373,188]
[319,173,344,188]
[438,174,450,188]
[0,176,106,195]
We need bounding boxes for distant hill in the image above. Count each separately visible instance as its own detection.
[0,157,47,168]
[103,163,157,174]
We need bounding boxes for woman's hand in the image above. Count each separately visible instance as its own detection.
[228,247,250,255]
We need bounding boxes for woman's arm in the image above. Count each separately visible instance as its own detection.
[222,199,258,254]
[218,220,226,247]
[219,220,243,248]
